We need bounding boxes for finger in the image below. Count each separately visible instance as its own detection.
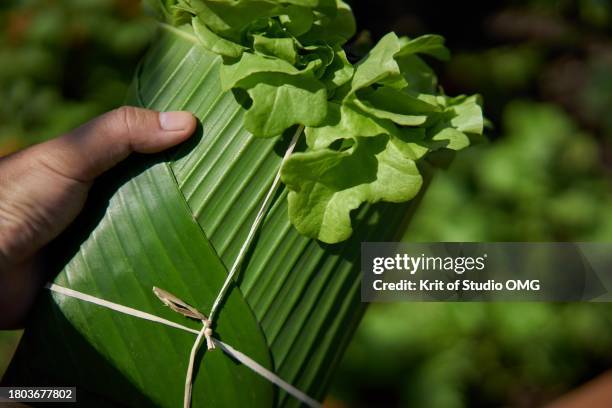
[30,106,197,182]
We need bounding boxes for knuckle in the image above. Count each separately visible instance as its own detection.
[112,106,140,136]
[109,106,153,150]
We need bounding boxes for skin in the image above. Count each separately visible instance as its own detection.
[0,106,197,329]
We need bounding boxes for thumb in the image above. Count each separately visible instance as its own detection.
[0,107,195,327]
[32,106,197,182]
[0,106,196,266]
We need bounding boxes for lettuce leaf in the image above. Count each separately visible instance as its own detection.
[282,136,423,243]
[281,32,483,242]
[152,0,485,243]
[244,76,328,137]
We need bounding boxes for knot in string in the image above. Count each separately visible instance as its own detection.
[153,287,217,408]
[202,319,215,351]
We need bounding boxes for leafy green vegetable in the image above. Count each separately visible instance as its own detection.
[149,0,484,243]
[282,33,483,242]
[242,76,328,137]
[282,136,423,243]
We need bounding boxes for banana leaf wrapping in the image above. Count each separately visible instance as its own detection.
[3,27,441,407]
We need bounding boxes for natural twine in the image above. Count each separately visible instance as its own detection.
[46,125,320,408]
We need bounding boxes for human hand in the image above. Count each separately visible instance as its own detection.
[0,107,197,328]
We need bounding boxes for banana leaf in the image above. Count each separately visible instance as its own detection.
[3,25,436,407]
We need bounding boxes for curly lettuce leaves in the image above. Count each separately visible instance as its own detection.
[425,95,484,151]
[281,32,484,243]
[192,17,247,58]
[243,76,328,137]
[297,0,356,44]
[352,88,438,127]
[397,34,451,60]
[252,35,298,64]
[320,46,353,91]
[281,136,423,243]
[168,0,354,138]
[148,0,484,243]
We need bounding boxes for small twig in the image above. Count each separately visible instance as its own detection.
[153,287,207,321]
[152,287,215,408]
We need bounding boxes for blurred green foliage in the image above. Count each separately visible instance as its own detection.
[336,303,612,408]
[1,0,612,407]
[0,0,155,155]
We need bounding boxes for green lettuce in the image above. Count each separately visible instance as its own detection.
[149,0,484,243]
